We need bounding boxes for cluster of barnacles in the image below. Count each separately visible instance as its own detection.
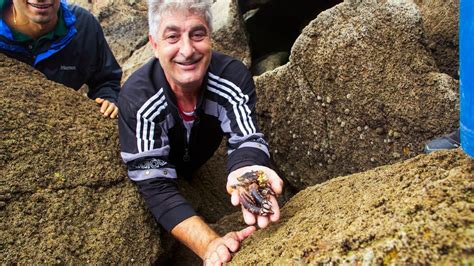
[231,170,275,216]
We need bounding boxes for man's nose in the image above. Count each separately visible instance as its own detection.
[179,38,194,58]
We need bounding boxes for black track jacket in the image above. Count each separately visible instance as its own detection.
[118,51,272,231]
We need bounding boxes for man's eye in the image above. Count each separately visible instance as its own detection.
[165,35,179,43]
[191,32,207,41]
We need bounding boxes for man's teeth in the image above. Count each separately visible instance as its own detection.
[28,3,52,8]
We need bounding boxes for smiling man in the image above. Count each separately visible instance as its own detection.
[0,0,121,118]
[118,0,283,265]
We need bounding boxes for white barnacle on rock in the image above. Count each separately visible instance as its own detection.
[362,248,375,265]
[388,129,394,137]
[393,131,401,139]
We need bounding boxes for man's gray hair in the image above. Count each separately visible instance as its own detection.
[148,0,213,39]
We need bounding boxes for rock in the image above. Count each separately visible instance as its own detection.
[69,0,149,65]
[255,0,459,189]
[412,0,459,79]
[230,149,474,264]
[211,0,252,67]
[0,54,161,263]
[251,51,289,76]
[121,43,154,82]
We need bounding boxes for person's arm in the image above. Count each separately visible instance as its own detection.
[214,61,283,228]
[172,216,256,264]
[87,16,122,118]
[118,83,255,264]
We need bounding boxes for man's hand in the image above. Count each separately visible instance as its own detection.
[204,226,256,266]
[95,98,118,118]
[227,165,283,228]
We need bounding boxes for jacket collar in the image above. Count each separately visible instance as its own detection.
[151,58,209,121]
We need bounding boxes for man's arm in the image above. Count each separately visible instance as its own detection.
[213,59,283,228]
[172,216,255,264]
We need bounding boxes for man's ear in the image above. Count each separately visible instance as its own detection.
[148,34,160,59]
[148,34,157,49]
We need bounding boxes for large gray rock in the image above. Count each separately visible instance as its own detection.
[255,0,459,189]
[413,0,459,79]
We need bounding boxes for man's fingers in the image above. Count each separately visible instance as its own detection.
[268,173,283,195]
[257,215,270,229]
[99,100,109,113]
[234,225,256,241]
[231,190,240,206]
[207,251,221,266]
[222,236,240,253]
[268,196,280,222]
[216,244,231,262]
[241,205,256,225]
[104,103,116,116]
[110,106,119,119]
[95,98,104,104]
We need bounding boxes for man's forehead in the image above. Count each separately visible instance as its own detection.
[159,11,209,31]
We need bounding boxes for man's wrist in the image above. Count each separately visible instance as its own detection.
[171,216,220,259]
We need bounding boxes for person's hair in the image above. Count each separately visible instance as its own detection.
[148,0,213,39]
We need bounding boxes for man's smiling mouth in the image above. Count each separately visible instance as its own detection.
[176,59,200,66]
[27,2,53,9]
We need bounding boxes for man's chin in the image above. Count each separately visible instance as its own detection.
[176,77,203,90]
[30,17,54,24]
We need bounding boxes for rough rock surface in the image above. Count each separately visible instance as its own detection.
[0,54,161,263]
[69,0,149,65]
[0,54,235,263]
[255,0,459,189]
[211,0,251,67]
[413,0,459,79]
[230,149,473,264]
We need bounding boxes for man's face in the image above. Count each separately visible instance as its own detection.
[149,10,212,91]
[13,0,60,25]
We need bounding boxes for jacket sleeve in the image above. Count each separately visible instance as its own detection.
[118,85,196,231]
[85,17,122,103]
[209,61,273,174]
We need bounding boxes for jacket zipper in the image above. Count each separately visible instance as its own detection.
[182,115,200,162]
